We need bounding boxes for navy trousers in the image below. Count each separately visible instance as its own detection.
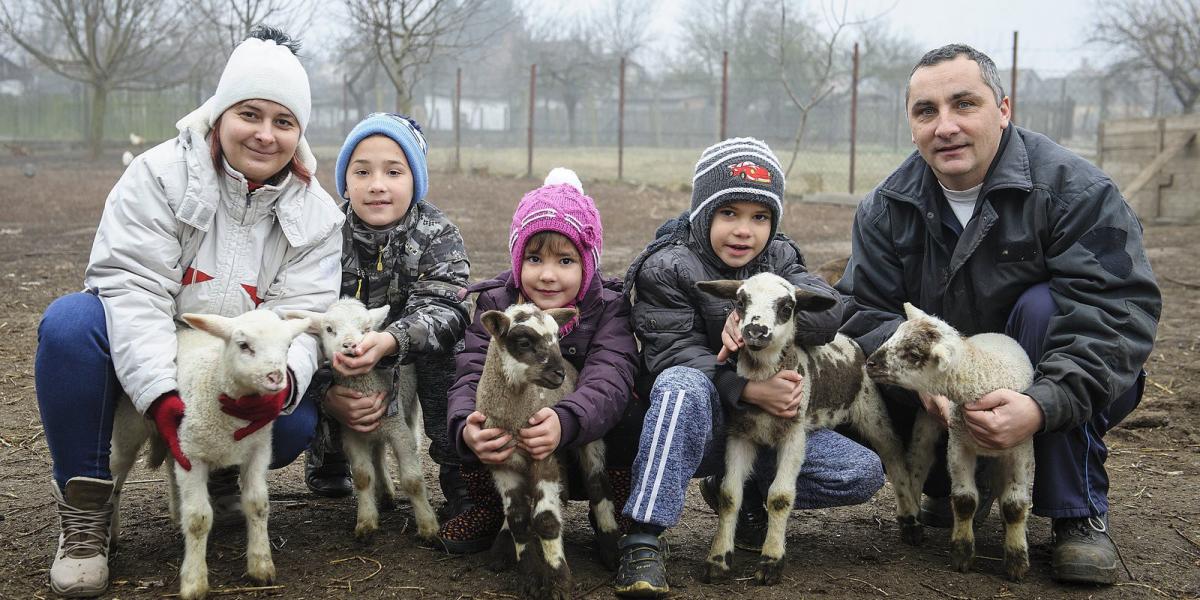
[35,292,318,489]
[886,283,1144,519]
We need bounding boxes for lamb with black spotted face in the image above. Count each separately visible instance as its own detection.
[695,272,922,586]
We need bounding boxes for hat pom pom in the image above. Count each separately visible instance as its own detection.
[544,167,583,194]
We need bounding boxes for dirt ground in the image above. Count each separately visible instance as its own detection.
[0,158,1198,600]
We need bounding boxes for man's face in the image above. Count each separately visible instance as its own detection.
[907,56,1010,191]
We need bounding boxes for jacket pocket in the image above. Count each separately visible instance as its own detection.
[633,307,693,333]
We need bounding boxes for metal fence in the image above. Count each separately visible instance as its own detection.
[0,47,1171,197]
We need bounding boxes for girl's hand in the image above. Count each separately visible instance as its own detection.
[324,384,386,433]
[518,408,561,461]
[918,391,954,429]
[331,331,398,377]
[463,411,515,465]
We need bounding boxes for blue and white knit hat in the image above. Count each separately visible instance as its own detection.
[689,137,785,241]
[335,112,429,202]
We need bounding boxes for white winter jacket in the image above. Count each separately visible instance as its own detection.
[85,112,344,414]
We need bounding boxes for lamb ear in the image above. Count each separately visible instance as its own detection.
[181,313,234,340]
[793,288,837,312]
[367,305,391,330]
[286,316,313,338]
[480,310,511,339]
[930,340,958,372]
[282,310,323,334]
[696,279,741,300]
[903,302,927,321]
[546,308,578,329]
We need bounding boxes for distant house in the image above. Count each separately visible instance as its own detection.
[0,54,33,96]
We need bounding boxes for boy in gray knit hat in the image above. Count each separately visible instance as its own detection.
[614,138,885,597]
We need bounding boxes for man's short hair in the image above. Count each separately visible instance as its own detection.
[905,43,1005,107]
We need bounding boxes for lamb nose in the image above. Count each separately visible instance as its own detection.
[266,371,282,386]
[744,324,768,340]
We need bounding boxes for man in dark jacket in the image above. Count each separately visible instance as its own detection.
[838,44,1161,585]
[614,138,886,597]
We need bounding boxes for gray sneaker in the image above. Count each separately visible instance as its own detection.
[49,477,115,597]
[1052,513,1119,585]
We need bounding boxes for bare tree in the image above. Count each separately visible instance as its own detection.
[1093,0,1200,114]
[776,1,852,179]
[1,0,196,158]
[592,0,653,60]
[343,0,490,114]
[192,0,316,55]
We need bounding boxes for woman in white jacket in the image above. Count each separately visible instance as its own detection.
[33,27,344,597]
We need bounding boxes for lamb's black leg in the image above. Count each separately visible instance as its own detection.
[575,440,620,570]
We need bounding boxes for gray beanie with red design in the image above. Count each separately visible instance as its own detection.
[689,137,785,243]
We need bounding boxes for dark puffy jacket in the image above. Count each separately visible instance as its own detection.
[624,217,841,410]
[837,125,1161,433]
[447,270,638,462]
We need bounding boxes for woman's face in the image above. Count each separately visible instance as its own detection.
[218,99,301,184]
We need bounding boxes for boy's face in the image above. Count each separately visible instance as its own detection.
[346,135,414,228]
[520,233,583,310]
[709,200,772,269]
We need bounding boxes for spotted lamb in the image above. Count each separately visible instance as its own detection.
[109,309,312,600]
[475,304,621,600]
[865,302,1035,581]
[287,298,438,543]
[696,273,920,586]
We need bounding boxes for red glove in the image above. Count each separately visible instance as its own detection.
[147,392,192,471]
[219,372,291,441]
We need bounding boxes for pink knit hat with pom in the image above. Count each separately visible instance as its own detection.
[509,168,603,301]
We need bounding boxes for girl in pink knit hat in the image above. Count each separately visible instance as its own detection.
[440,169,644,557]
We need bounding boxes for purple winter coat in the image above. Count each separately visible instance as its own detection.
[447,270,638,463]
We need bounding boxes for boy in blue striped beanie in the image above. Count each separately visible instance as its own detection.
[304,113,474,524]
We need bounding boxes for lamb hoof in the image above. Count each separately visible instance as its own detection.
[415,521,439,542]
[949,539,975,573]
[702,552,733,583]
[246,556,276,585]
[179,578,208,600]
[898,516,924,546]
[594,530,620,571]
[1004,548,1029,581]
[354,522,378,544]
[754,556,785,586]
[489,531,516,572]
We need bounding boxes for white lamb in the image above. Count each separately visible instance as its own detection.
[287,298,438,543]
[109,309,312,600]
[865,302,1035,581]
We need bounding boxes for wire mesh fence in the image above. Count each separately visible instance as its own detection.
[0,47,1172,196]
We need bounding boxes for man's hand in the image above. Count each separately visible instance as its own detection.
[962,388,1044,450]
[742,370,804,418]
[332,331,398,377]
[147,392,191,470]
[324,385,387,433]
[519,408,562,461]
[918,391,955,429]
[716,311,743,363]
[463,411,515,465]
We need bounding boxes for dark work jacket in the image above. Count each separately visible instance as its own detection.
[447,270,639,463]
[837,125,1161,433]
[624,216,841,411]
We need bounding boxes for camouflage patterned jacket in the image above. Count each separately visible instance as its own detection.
[341,201,471,362]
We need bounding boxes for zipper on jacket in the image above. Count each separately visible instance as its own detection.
[355,268,366,301]
[376,245,384,272]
